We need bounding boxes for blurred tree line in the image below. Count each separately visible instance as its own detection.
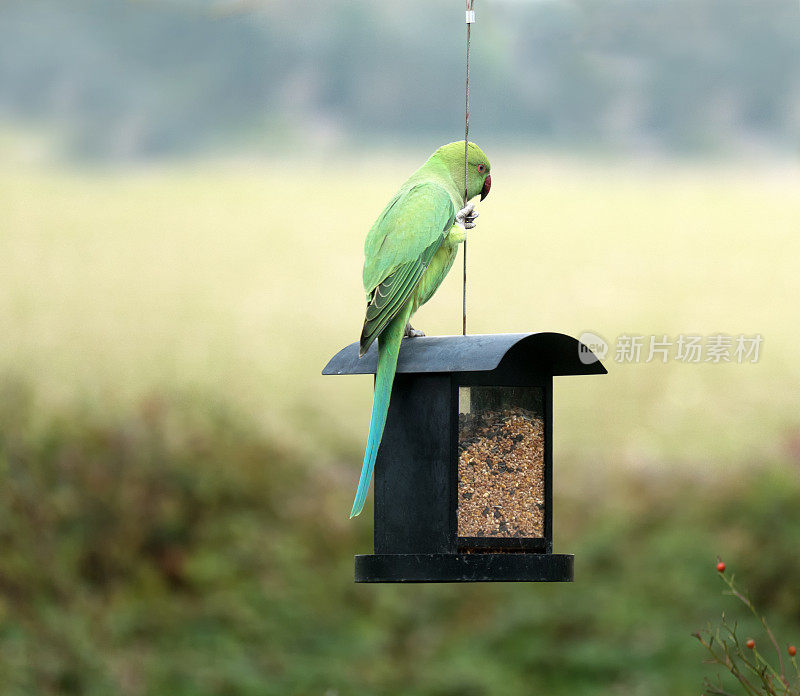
[1,0,798,159]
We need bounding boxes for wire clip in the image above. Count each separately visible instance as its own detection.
[466,9,475,23]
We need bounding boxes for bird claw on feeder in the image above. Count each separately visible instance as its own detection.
[404,324,425,339]
[456,202,479,229]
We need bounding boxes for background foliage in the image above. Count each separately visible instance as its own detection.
[1,0,799,159]
[2,380,799,696]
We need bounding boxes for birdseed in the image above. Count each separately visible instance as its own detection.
[457,407,545,539]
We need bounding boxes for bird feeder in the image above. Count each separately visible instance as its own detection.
[323,332,606,583]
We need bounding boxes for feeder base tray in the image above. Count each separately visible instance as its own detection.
[355,552,573,583]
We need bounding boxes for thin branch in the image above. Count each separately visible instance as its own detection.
[722,572,788,688]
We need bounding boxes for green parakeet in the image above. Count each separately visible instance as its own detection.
[350,141,492,518]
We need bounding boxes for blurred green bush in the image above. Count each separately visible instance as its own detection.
[0,378,798,696]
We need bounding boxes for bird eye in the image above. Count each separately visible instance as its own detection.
[477,163,485,173]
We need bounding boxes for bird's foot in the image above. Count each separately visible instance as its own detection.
[404,323,425,338]
[455,202,479,229]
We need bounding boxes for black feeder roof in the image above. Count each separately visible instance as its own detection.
[323,332,608,377]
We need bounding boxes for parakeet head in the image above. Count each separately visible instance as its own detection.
[433,141,492,203]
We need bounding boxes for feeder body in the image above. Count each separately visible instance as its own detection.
[322,333,605,583]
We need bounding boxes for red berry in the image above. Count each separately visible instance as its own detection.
[716,561,726,573]
[789,645,797,657]
[746,639,755,649]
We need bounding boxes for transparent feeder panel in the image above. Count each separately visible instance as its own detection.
[457,386,545,539]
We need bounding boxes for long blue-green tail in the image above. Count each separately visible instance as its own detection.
[350,312,409,518]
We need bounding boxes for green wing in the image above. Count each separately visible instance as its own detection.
[360,182,455,355]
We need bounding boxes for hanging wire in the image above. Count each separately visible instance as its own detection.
[462,0,474,336]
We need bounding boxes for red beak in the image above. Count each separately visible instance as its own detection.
[480,174,491,201]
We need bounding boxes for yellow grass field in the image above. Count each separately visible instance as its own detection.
[2,153,799,470]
